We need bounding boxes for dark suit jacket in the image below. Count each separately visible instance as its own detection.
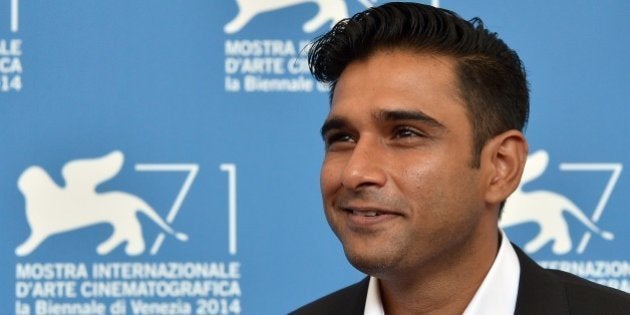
[291,245,630,314]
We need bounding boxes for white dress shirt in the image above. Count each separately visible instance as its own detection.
[364,230,521,315]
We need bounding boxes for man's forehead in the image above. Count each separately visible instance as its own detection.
[335,48,459,80]
[331,51,460,97]
[328,51,467,119]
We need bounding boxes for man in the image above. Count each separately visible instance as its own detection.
[292,2,630,314]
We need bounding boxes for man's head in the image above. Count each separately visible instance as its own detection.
[309,2,529,167]
[311,2,528,279]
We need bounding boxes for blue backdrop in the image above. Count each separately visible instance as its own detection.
[1,1,628,314]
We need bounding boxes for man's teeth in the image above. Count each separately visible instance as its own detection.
[353,210,380,217]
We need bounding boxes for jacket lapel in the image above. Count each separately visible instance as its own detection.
[338,277,370,314]
[513,244,569,315]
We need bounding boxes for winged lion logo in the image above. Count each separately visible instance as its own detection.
[15,151,188,256]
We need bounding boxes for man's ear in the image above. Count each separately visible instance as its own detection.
[480,130,528,205]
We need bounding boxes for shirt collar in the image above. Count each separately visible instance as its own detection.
[363,230,520,315]
[364,274,385,315]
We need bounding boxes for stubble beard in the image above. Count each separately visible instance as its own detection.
[345,250,394,277]
[340,234,407,278]
[338,217,483,281]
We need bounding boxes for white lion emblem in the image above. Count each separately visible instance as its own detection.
[224,0,349,34]
[500,150,614,255]
[15,151,188,256]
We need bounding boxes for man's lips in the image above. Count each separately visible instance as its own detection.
[349,209,382,217]
[338,205,403,229]
[341,206,401,216]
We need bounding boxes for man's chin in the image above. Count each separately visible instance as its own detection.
[343,248,396,276]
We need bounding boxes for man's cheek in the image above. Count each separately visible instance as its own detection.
[321,162,343,190]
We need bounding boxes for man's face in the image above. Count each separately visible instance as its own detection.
[320,50,492,278]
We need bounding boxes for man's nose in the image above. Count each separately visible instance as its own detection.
[341,139,387,190]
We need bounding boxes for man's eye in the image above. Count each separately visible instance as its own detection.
[394,127,424,138]
[324,133,355,149]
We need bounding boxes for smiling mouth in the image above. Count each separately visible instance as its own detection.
[340,207,400,230]
[342,206,402,219]
[350,210,382,217]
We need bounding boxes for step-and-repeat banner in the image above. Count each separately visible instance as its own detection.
[1,0,628,314]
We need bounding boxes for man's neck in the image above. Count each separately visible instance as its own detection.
[378,227,500,315]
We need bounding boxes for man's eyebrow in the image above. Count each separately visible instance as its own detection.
[376,109,446,129]
[320,117,348,138]
[320,109,445,138]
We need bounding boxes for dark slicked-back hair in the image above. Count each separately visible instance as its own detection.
[308,2,529,167]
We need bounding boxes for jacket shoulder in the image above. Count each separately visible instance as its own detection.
[549,269,630,314]
[513,243,630,314]
[290,277,369,315]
